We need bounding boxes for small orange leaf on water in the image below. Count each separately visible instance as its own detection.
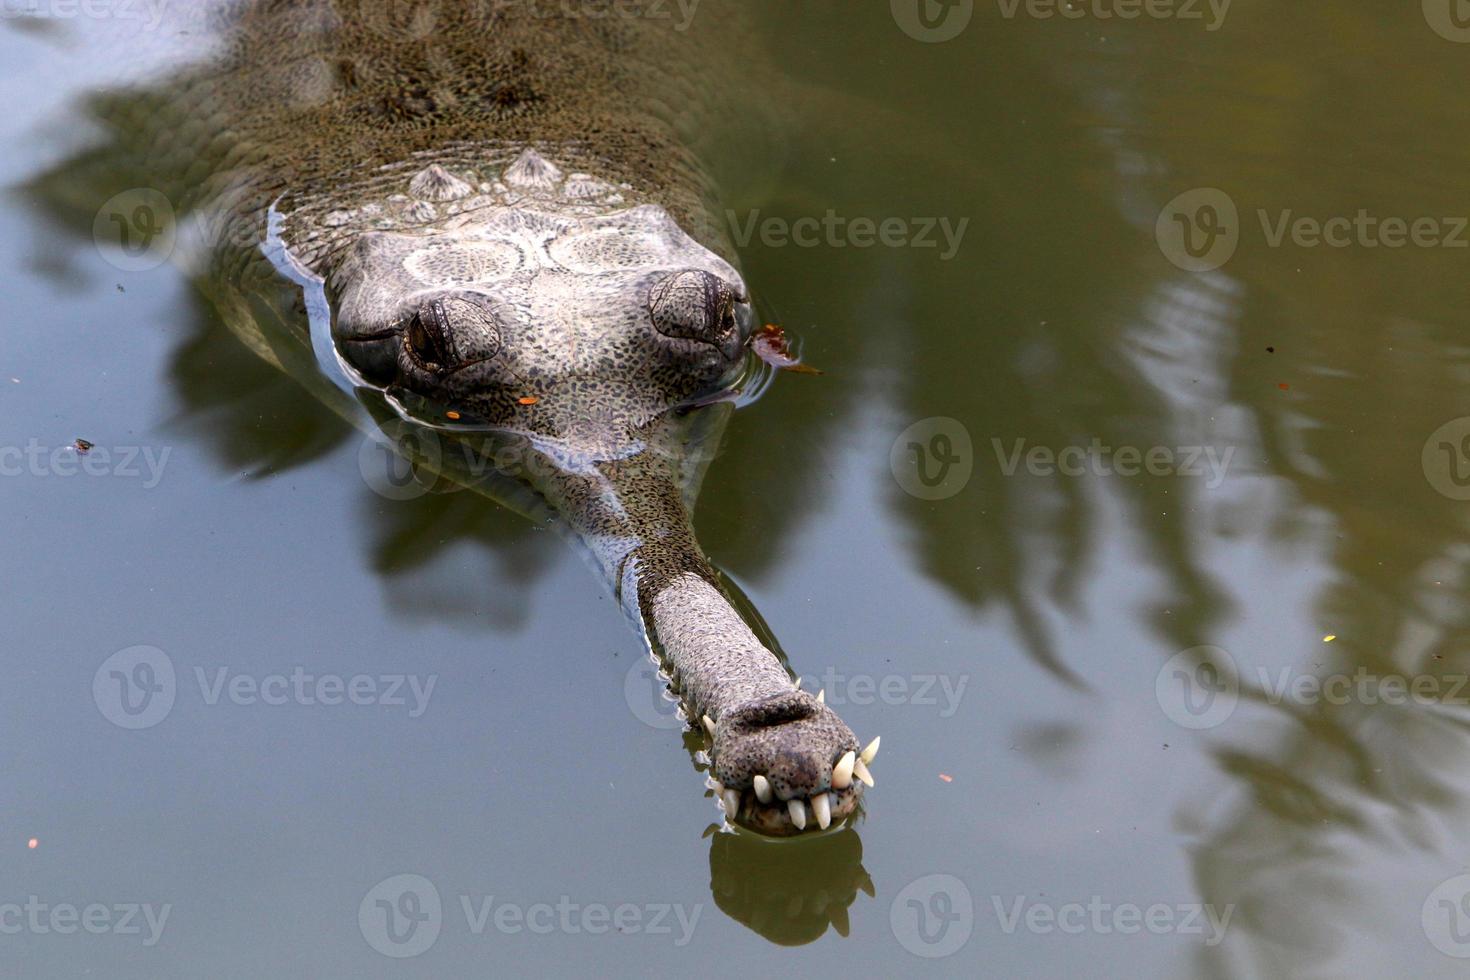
[445,411,461,420]
[752,324,824,375]
[518,396,539,406]
[1278,383,1290,391]
[938,773,953,783]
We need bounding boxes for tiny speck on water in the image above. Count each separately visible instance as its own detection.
[74,439,94,454]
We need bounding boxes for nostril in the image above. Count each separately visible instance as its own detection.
[725,691,818,729]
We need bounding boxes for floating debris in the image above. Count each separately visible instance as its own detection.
[938,773,953,783]
[1323,635,1337,643]
[751,324,823,375]
[517,396,539,406]
[74,439,94,455]
[445,411,461,420]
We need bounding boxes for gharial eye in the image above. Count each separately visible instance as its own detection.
[403,298,465,371]
[649,270,740,343]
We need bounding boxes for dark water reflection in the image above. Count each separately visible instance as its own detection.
[4,1,1470,975]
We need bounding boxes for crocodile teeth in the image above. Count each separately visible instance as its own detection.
[853,758,874,788]
[832,751,856,789]
[816,689,825,703]
[794,677,802,690]
[787,799,807,830]
[860,736,881,765]
[753,775,773,804]
[812,792,831,830]
[702,715,715,737]
[723,789,741,816]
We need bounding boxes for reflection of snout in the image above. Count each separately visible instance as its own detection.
[708,827,873,945]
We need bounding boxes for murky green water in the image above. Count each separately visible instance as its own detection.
[3,2,1470,976]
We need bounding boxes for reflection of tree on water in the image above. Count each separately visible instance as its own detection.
[993,4,1470,974]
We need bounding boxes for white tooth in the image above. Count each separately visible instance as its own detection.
[817,689,825,704]
[853,758,874,787]
[832,751,856,789]
[702,715,715,737]
[860,736,881,764]
[787,799,807,830]
[753,775,773,804]
[794,677,803,690]
[723,789,741,816]
[812,792,831,829]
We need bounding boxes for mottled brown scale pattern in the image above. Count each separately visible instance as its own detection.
[82,0,865,835]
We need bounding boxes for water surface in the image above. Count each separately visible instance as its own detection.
[2,2,1469,977]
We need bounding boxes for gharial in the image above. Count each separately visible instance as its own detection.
[37,0,881,836]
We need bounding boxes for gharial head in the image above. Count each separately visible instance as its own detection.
[326,152,755,452]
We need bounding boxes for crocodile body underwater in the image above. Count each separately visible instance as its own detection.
[52,0,879,836]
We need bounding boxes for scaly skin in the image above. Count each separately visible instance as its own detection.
[38,0,880,835]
